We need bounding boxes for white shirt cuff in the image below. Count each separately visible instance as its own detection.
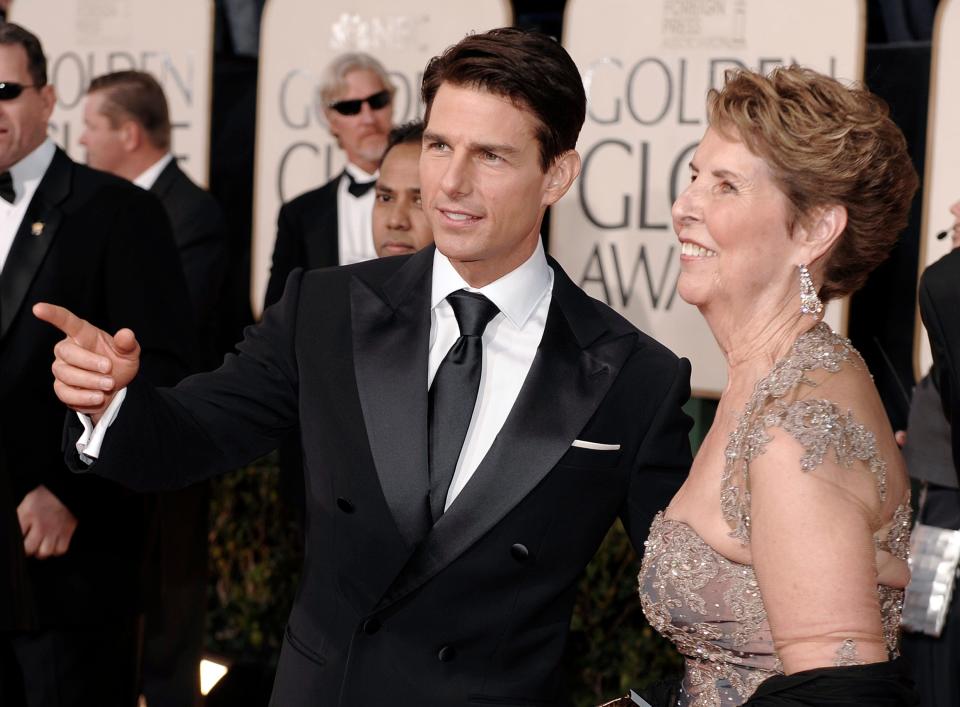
[75,387,127,464]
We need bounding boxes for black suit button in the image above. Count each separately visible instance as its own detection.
[511,543,530,563]
[337,497,355,514]
[437,645,456,662]
[362,618,381,635]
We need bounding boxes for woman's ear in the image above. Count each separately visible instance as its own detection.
[541,150,581,207]
[798,204,847,266]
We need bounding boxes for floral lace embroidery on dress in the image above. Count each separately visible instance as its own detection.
[638,324,910,706]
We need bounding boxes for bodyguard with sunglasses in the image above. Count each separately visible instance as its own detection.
[0,24,192,706]
[263,52,395,308]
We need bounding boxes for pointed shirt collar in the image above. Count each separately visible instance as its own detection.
[9,138,56,204]
[133,152,174,190]
[430,239,553,330]
[344,161,377,183]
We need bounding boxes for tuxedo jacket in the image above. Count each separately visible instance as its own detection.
[263,174,341,309]
[920,247,960,481]
[77,246,693,706]
[150,158,228,372]
[0,148,193,628]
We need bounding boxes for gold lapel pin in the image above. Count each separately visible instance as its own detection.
[31,221,44,236]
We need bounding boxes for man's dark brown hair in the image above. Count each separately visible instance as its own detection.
[88,70,171,151]
[0,23,47,86]
[384,119,424,156]
[421,28,586,172]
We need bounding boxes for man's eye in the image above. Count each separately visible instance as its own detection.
[376,193,392,203]
[428,141,448,152]
[413,195,422,207]
[482,151,502,163]
[718,181,737,193]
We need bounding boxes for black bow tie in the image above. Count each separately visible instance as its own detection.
[0,171,15,203]
[346,172,376,198]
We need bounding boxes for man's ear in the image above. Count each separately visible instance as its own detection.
[38,84,56,122]
[119,121,141,152]
[542,150,581,207]
[797,204,847,266]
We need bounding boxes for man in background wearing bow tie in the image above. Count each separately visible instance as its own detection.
[263,52,395,528]
[0,23,192,707]
[263,52,395,307]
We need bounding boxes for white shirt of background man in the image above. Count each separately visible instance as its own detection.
[337,161,378,265]
[0,138,56,272]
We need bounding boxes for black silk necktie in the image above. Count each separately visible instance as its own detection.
[346,172,375,198]
[428,290,501,522]
[0,171,15,203]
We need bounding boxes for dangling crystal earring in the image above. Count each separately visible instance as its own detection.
[798,264,823,316]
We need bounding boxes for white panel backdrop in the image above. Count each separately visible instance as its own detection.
[556,0,865,397]
[10,0,214,186]
[251,0,512,316]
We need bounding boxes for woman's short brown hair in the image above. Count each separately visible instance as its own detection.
[708,66,918,301]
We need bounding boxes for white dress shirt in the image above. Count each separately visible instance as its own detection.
[132,152,174,190]
[429,241,553,510]
[0,138,56,272]
[78,240,555,504]
[336,162,378,265]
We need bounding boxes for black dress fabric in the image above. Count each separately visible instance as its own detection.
[745,658,918,706]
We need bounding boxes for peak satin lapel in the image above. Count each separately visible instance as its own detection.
[377,294,636,610]
[0,150,70,340]
[351,251,433,547]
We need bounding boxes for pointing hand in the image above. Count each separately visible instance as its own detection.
[33,302,140,422]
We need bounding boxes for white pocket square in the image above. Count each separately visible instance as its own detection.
[571,439,621,451]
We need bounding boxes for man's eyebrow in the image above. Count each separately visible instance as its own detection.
[375,182,396,193]
[422,131,520,156]
[470,141,521,156]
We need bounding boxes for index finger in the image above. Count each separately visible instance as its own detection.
[33,302,88,339]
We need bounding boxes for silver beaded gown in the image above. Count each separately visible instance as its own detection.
[638,323,912,706]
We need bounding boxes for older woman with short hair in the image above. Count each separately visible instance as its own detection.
[637,66,919,705]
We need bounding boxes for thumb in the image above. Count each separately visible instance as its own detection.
[111,328,140,357]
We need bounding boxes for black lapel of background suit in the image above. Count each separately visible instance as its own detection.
[321,174,342,266]
[351,246,434,547]
[377,257,637,610]
[0,149,71,340]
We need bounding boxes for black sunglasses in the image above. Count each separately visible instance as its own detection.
[328,89,391,116]
[0,82,37,101]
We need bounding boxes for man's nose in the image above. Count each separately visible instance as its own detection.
[387,200,411,231]
[358,101,376,124]
[439,153,471,198]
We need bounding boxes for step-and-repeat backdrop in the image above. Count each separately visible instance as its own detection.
[916,0,959,378]
[10,0,214,186]
[555,0,865,397]
[250,0,512,315]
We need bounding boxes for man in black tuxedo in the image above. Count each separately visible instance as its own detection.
[920,202,960,481]
[263,51,395,306]
[82,69,227,372]
[37,28,692,706]
[79,69,227,707]
[0,24,193,706]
